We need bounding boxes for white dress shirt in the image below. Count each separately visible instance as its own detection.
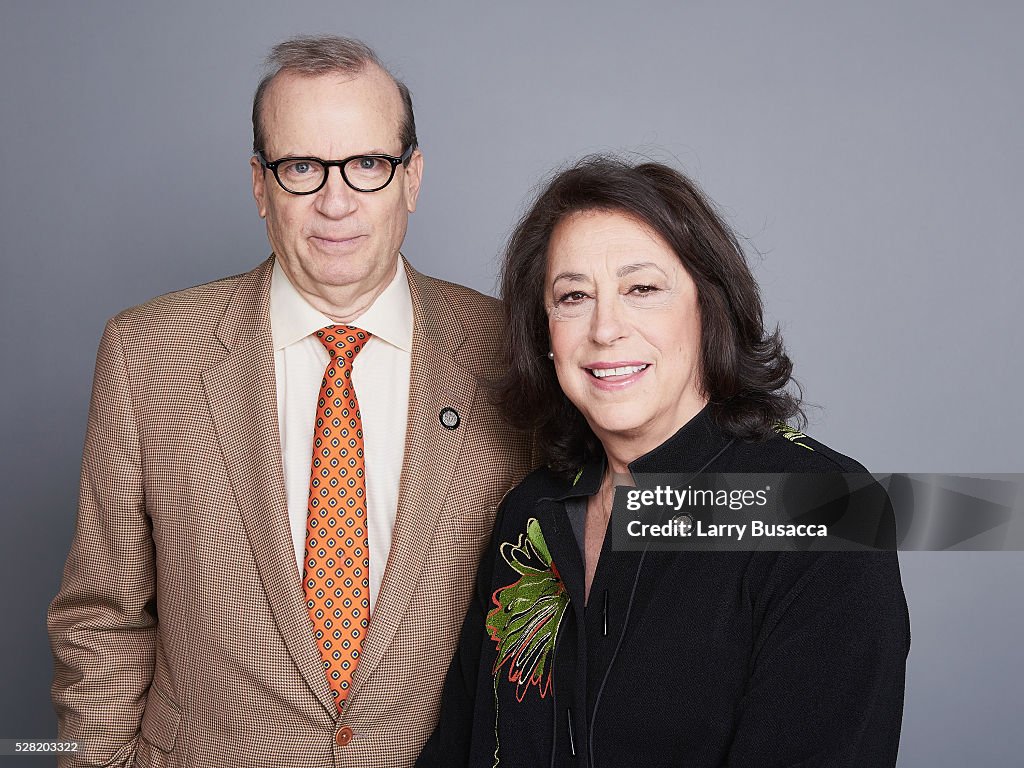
[270,258,412,614]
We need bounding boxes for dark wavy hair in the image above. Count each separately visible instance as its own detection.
[494,155,804,473]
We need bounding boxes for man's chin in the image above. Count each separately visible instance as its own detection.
[312,260,399,300]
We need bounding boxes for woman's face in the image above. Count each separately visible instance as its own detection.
[545,210,707,459]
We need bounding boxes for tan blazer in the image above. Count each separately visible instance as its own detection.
[48,257,534,767]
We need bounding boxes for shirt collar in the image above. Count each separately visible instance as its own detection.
[270,257,413,352]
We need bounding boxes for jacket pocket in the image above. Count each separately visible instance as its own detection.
[139,684,181,754]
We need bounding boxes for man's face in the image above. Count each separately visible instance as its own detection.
[251,67,423,317]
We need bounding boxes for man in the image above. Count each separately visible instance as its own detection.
[48,35,532,767]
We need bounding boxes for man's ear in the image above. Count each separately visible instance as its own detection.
[403,149,423,213]
[251,155,267,218]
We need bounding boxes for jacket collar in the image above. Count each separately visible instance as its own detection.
[205,257,342,716]
[346,255,479,705]
[548,404,735,501]
[215,256,274,351]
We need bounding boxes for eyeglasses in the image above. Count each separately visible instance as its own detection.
[256,146,414,194]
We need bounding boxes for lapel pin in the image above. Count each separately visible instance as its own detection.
[439,408,460,430]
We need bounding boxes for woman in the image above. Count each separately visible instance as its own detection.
[417,157,908,767]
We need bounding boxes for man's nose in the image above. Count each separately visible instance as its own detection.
[314,166,358,217]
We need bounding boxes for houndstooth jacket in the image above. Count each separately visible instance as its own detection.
[48,256,533,767]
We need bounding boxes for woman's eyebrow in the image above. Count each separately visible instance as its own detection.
[550,272,589,284]
[617,262,667,278]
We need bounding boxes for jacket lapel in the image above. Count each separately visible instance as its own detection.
[200,257,337,716]
[349,260,478,699]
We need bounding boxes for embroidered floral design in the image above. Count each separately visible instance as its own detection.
[774,422,815,451]
[486,517,569,766]
[487,517,569,702]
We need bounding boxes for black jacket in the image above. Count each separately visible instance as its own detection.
[418,408,910,768]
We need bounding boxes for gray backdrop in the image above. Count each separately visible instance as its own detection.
[2,1,1021,765]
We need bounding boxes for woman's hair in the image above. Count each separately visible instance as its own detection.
[495,155,804,473]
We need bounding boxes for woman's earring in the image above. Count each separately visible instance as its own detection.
[547,351,555,360]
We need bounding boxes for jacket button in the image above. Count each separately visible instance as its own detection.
[335,726,354,746]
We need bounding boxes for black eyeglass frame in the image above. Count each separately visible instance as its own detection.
[256,145,415,194]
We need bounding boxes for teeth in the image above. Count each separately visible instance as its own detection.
[591,365,647,378]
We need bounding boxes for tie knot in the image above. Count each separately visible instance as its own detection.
[315,325,371,363]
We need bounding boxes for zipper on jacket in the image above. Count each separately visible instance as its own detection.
[550,607,568,768]
[602,590,608,636]
[550,654,558,767]
[566,708,577,756]
[587,443,735,766]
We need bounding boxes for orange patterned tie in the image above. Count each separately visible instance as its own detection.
[305,325,371,708]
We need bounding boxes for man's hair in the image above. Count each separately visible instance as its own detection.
[252,35,418,155]
[494,155,804,474]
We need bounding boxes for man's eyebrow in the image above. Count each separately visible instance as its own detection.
[617,262,668,277]
[273,148,392,159]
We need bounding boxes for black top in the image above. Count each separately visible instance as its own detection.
[417,407,910,768]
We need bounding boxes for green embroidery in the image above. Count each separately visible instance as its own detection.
[486,518,569,765]
[572,468,584,486]
[774,422,815,451]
